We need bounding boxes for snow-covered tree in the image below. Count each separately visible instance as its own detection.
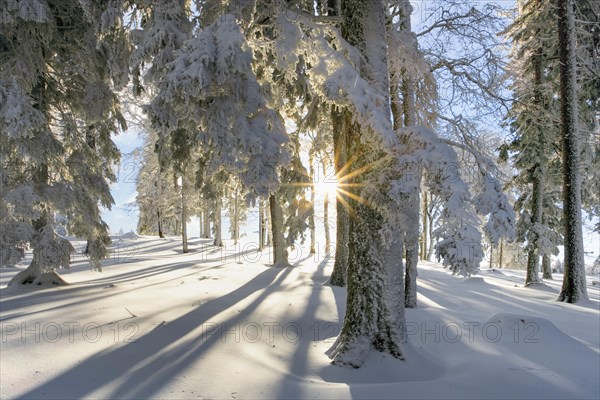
[386,0,515,303]
[324,0,409,367]
[135,129,180,237]
[147,11,288,196]
[504,0,561,285]
[1,0,127,284]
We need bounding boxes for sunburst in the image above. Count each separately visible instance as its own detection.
[282,152,383,215]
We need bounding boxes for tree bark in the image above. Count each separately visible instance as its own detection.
[329,107,349,286]
[421,191,428,260]
[326,0,348,286]
[404,194,419,308]
[213,201,223,247]
[269,193,288,265]
[199,211,204,238]
[499,239,503,269]
[259,199,265,250]
[157,210,165,238]
[525,51,545,286]
[542,254,553,279]
[203,207,211,238]
[181,176,189,253]
[556,0,587,303]
[395,0,420,308]
[322,158,332,255]
[231,188,240,244]
[427,201,435,260]
[328,0,405,367]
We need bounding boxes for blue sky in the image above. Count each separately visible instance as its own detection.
[101,129,142,234]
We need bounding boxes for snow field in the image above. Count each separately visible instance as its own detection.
[1,236,598,399]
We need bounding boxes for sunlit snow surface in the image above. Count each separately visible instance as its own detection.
[1,236,598,399]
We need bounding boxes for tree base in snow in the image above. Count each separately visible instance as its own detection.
[326,337,370,368]
[327,335,405,368]
[405,300,417,309]
[328,269,347,287]
[8,270,69,287]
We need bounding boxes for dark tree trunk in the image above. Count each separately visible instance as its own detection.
[525,52,545,286]
[269,193,288,266]
[259,199,265,250]
[329,107,349,286]
[542,254,553,280]
[181,176,188,253]
[421,191,428,260]
[157,210,165,238]
[309,154,316,254]
[203,208,211,238]
[328,0,348,286]
[556,0,587,303]
[322,158,332,254]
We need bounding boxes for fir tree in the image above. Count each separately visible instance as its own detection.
[1,0,127,283]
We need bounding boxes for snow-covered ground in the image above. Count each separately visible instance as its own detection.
[1,236,599,399]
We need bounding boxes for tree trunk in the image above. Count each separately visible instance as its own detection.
[427,201,435,261]
[542,254,553,279]
[499,239,503,269]
[203,208,211,238]
[525,51,545,286]
[322,158,331,255]
[327,1,348,286]
[395,0,420,308]
[309,154,316,254]
[259,199,265,250]
[266,204,271,246]
[269,193,288,266]
[404,240,418,308]
[174,174,180,236]
[404,193,419,308]
[181,176,188,253]
[328,0,405,367]
[329,107,349,286]
[198,211,204,238]
[328,118,405,365]
[557,0,587,303]
[213,201,223,247]
[157,210,165,238]
[421,191,428,260]
[231,188,240,244]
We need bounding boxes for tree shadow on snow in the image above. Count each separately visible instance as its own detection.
[16,265,292,399]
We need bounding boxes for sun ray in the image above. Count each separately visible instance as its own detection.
[335,153,359,182]
[335,190,354,214]
[336,187,369,206]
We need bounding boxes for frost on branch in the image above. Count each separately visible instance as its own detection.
[473,176,516,246]
[147,14,289,202]
[391,126,484,277]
